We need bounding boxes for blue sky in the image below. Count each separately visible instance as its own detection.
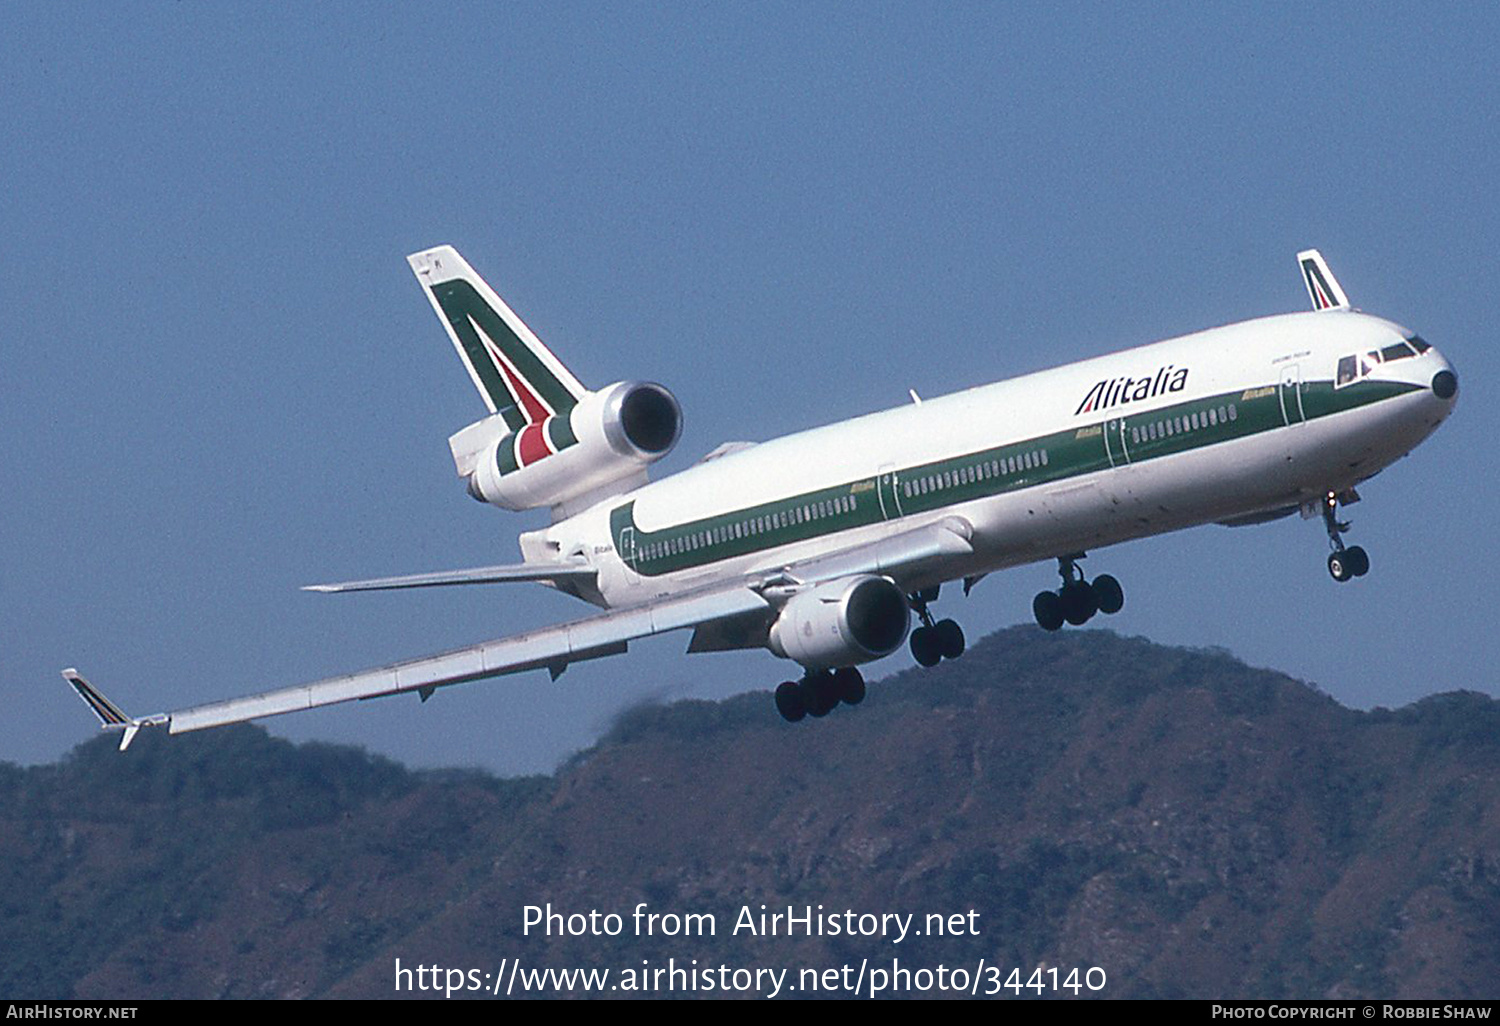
[3,3,1493,775]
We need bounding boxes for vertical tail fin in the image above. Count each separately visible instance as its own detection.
[1297,249,1351,311]
[407,246,588,430]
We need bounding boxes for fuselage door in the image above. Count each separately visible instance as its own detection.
[1279,364,1306,425]
[1103,417,1132,467]
[876,464,904,521]
[618,525,639,576]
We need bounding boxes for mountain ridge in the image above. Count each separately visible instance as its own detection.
[4,626,1498,999]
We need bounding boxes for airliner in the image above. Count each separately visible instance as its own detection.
[65,247,1458,749]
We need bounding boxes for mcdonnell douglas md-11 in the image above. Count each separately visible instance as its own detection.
[65,247,1458,748]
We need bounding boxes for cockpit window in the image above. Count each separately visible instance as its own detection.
[1336,351,1384,388]
[1338,338,1427,388]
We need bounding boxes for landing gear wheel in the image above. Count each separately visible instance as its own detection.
[833,667,866,705]
[774,681,806,722]
[1320,491,1370,581]
[934,619,965,660]
[1060,582,1098,625]
[1327,551,1354,583]
[1033,591,1065,631]
[1093,574,1125,615]
[910,626,942,667]
[804,672,839,717]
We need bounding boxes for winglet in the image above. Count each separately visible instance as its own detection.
[61,669,162,751]
[1297,249,1351,311]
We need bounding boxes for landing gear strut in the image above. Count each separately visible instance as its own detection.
[1321,491,1370,582]
[775,667,866,723]
[907,586,965,667]
[1033,553,1124,631]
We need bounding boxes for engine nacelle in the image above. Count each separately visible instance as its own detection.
[767,575,910,670]
[460,381,682,513]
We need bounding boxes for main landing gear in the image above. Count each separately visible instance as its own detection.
[908,586,966,667]
[1032,553,1124,631]
[1320,491,1370,583]
[775,667,866,723]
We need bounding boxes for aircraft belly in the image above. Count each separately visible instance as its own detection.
[1282,389,1439,490]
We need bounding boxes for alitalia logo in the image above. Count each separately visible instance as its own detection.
[1075,365,1190,416]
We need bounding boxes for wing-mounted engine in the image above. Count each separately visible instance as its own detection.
[453,380,682,516]
[767,575,910,670]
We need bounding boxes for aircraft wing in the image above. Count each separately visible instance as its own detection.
[302,560,595,593]
[63,515,976,748]
[65,583,770,747]
[772,515,973,586]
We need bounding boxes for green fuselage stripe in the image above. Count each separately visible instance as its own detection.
[609,377,1421,578]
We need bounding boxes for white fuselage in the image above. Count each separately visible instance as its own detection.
[539,310,1454,609]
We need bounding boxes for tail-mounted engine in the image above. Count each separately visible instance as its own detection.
[768,575,910,670]
[451,380,682,515]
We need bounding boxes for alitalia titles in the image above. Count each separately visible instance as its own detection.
[1075,364,1190,416]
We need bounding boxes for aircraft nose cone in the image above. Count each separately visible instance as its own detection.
[1432,369,1458,400]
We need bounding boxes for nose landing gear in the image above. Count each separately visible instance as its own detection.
[1033,553,1125,631]
[1320,491,1370,582]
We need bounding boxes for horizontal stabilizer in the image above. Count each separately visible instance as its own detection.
[303,561,597,594]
